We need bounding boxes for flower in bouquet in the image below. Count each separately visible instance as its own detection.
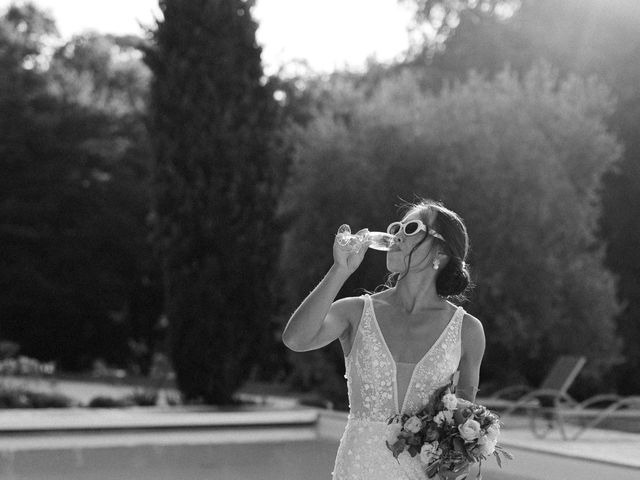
[419,441,442,464]
[458,417,481,441]
[405,415,424,433]
[441,392,458,411]
[386,421,404,444]
[385,383,513,479]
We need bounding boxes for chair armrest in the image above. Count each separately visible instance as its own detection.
[502,388,576,417]
[566,395,640,440]
[575,394,621,410]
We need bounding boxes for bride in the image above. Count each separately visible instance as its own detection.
[282,199,485,480]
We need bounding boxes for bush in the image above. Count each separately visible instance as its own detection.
[0,388,74,408]
[0,356,56,376]
[87,390,169,408]
[126,389,158,406]
[87,395,134,408]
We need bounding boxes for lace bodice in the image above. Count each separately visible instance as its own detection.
[345,294,464,420]
[332,294,464,480]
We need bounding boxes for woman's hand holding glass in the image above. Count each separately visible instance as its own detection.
[333,224,372,275]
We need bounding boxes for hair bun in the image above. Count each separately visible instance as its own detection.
[436,258,470,298]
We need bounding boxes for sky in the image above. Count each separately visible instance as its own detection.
[1,0,417,73]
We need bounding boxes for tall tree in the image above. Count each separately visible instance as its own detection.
[145,0,289,403]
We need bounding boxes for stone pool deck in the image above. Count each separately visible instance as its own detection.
[0,404,639,470]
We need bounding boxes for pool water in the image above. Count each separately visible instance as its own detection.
[2,413,639,480]
[0,428,339,480]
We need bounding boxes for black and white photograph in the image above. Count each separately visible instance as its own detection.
[1,1,639,479]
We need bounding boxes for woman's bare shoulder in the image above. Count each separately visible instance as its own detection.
[332,295,366,320]
[461,312,485,347]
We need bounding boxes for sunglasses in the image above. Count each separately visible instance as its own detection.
[386,219,445,242]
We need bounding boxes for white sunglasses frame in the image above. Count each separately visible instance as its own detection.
[386,219,445,242]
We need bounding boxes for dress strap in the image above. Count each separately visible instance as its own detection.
[454,306,465,341]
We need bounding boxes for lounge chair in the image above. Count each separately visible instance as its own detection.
[480,355,640,440]
[479,355,587,438]
[481,355,587,414]
[549,393,640,440]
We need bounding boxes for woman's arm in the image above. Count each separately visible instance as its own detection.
[282,234,369,352]
[456,314,486,402]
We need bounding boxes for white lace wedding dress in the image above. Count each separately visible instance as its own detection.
[332,294,465,480]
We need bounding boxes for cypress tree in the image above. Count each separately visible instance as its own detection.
[145,0,288,403]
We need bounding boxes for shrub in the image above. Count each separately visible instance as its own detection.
[87,395,133,408]
[0,388,74,408]
[126,389,158,406]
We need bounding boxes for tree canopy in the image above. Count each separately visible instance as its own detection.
[0,3,160,371]
[280,65,622,398]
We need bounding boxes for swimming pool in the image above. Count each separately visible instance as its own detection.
[0,431,338,480]
[1,410,638,480]
[0,411,345,480]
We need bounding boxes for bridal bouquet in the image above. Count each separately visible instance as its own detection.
[385,384,512,480]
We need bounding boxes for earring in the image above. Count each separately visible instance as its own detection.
[432,259,440,271]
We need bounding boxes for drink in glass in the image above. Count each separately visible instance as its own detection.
[335,224,395,252]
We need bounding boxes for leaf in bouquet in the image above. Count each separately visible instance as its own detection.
[453,407,469,425]
[465,446,479,463]
[493,451,502,468]
[408,444,421,457]
[426,459,442,478]
[408,433,423,447]
[385,440,397,457]
[452,459,470,472]
[389,437,408,458]
[452,437,466,453]
[495,445,514,460]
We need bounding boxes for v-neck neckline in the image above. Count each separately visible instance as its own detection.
[367,294,461,413]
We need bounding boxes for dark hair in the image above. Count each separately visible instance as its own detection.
[386,199,472,300]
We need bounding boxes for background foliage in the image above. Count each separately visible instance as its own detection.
[280,65,622,404]
[0,4,162,372]
[402,0,640,394]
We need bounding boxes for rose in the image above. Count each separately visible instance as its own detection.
[404,415,423,434]
[458,418,481,441]
[475,434,498,456]
[442,393,458,411]
[434,410,454,426]
[385,422,403,444]
[419,441,442,465]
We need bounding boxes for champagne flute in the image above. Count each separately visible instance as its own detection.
[335,224,395,252]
